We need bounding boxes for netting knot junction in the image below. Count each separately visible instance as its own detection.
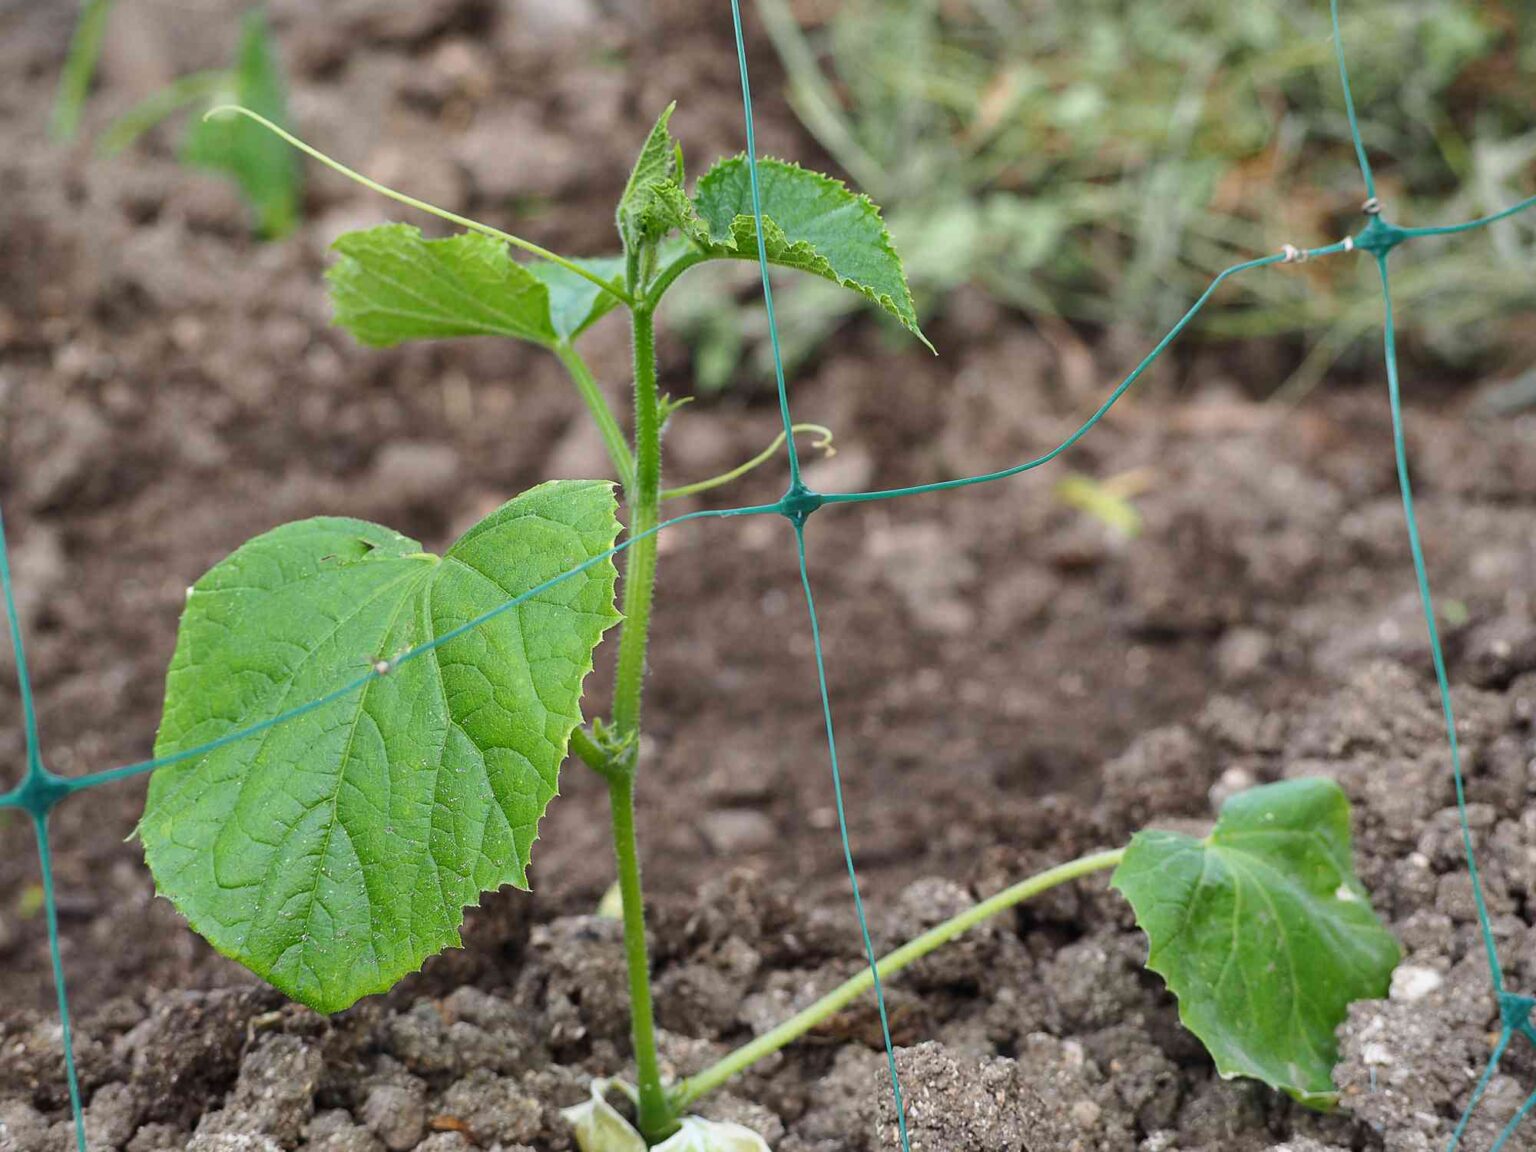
[1355,213,1409,257]
[778,482,825,526]
[1500,992,1536,1046]
[6,770,70,818]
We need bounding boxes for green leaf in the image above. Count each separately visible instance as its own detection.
[328,224,559,348]
[530,255,627,343]
[142,480,622,1013]
[617,102,685,253]
[327,224,622,349]
[662,156,929,349]
[1111,778,1400,1107]
[181,9,301,238]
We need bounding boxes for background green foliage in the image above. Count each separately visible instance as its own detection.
[100,7,303,239]
[675,0,1534,392]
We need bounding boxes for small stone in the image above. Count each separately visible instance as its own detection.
[126,1123,183,1152]
[361,1084,426,1152]
[413,1136,472,1152]
[700,809,777,857]
[199,1033,321,1147]
[1070,1098,1102,1128]
[84,1082,143,1149]
[1215,626,1273,680]
[440,1071,542,1145]
[0,1100,51,1152]
[306,1110,385,1152]
[1209,766,1257,811]
[1389,964,1444,1003]
[186,1135,284,1152]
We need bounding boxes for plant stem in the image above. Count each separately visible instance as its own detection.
[671,847,1127,1111]
[568,726,615,778]
[612,306,661,735]
[606,301,671,1140]
[555,342,635,490]
[608,771,674,1140]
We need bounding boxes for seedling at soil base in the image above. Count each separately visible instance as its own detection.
[139,107,1399,1149]
[97,8,302,238]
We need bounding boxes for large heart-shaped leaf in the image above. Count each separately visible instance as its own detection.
[142,480,621,1012]
[1112,777,1399,1107]
[327,223,624,349]
[655,156,929,349]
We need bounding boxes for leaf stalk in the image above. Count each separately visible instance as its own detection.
[671,847,1126,1110]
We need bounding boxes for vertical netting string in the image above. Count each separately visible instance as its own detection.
[726,0,911,1144]
[1,502,89,1152]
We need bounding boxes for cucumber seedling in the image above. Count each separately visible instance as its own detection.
[139,106,1399,1150]
[95,7,302,238]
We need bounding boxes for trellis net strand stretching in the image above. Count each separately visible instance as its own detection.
[4,0,1536,1149]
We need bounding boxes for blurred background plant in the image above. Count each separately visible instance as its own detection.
[671,0,1534,398]
[54,4,302,239]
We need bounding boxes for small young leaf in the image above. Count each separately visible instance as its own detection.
[181,8,301,238]
[328,224,560,348]
[617,102,685,253]
[142,480,621,1013]
[1111,777,1400,1107]
[664,156,929,349]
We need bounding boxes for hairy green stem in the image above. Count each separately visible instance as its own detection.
[606,302,672,1140]
[645,251,710,308]
[555,342,635,489]
[612,306,661,735]
[608,772,673,1140]
[568,726,616,779]
[672,847,1127,1111]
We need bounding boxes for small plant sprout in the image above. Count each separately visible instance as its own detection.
[99,8,302,238]
[135,105,1399,1150]
[50,0,114,142]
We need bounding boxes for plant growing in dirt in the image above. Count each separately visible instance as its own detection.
[79,7,303,238]
[136,104,1401,1150]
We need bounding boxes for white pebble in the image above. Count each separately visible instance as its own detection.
[1390,964,1444,1002]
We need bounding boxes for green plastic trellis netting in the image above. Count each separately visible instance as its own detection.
[4,1,1536,1149]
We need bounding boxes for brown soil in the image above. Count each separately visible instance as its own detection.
[3,1,1536,1150]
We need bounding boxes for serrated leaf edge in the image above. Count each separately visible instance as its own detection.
[144,480,622,1013]
[693,154,933,351]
